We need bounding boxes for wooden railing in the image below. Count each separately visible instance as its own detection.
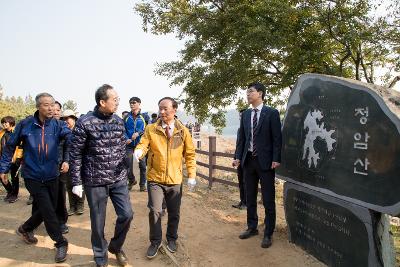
[195,136,239,189]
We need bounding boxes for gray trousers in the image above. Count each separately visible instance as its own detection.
[147,182,182,245]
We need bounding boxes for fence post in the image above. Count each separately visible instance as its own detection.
[208,136,216,189]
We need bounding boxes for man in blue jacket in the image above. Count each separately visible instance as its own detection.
[0,93,71,263]
[124,96,149,191]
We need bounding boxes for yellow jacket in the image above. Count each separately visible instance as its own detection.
[0,127,23,163]
[136,119,196,185]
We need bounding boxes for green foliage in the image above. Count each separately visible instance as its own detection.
[0,94,36,122]
[135,0,400,130]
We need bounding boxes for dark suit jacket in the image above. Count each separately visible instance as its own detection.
[235,105,282,171]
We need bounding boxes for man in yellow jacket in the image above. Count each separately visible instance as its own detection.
[134,97,196,259]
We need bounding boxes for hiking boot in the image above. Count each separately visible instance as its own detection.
[8,194,18,203]
[146,242,161,259]
[166,240,177,253]
[108,248,128,266]
[139,185,147,192]
[67,207,76,216]
[60,224,69,234]
[16,225,38,244]
[128,180,137,191]
[55,244,68,263]
[26,195,33,205]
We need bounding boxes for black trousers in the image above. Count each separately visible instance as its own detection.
[65,172,85,210]
[147,182,182,245]
[243,154,276,238]
[85,179,133,265]
[22,178,67,247]
[1,161,20,196]
[237,164,246,205]
[126,147,147,186]
[56,173,68,225]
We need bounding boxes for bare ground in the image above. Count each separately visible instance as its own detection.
[0,176,325,267]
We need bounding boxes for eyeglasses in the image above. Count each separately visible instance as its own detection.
[246,88,258,93]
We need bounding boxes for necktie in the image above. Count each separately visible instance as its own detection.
[165,126,171,139]
[252,108,258,156]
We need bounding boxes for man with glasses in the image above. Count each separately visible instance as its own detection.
[124,97,149,191]
[233,82,282,249]
[69,84,133,267]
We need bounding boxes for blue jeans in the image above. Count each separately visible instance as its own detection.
[85,179,133,265]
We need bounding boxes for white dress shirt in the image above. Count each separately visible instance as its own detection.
[249,103,263,152]
[162,120,175,137]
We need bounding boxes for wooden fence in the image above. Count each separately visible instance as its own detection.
[195,136,239,188]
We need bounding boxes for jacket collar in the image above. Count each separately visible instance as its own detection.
[93,106,113,120]
[33,110,52,127]
[155,119,184,136]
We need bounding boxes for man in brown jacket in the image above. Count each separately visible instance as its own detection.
[134,97,196,259]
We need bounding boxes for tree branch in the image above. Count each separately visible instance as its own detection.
[388,75,400,88]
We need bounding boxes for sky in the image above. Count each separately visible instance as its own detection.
[0,0,184,115]
[0,0,398,117]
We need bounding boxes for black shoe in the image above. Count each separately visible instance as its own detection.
[146,242,161,259]
[67,207,76,216]
[139,185,147,192]
[232,202,246,209]
[8,195,18,203]
[60,224,69,234]
[128,180,137,191]
[239,228,259,239]
[232,202,242,209]
[261,236,272,248]
[55,244,68,263]
[96,264,108,267]
[76,205,84,215]
[16,225,38,244]
[166,240,177,253]
[108,248,128,266]
[26,195,33,205]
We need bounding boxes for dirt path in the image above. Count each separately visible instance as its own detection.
[0,177,325,267]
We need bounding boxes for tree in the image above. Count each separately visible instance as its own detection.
[0,93,36,122]
[63,100,78,112]
[135,0,400,130]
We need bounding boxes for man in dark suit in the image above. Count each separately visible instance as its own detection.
[233,82,282,248]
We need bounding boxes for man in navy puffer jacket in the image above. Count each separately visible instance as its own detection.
[0,93,71,263]
[69,84,133,267]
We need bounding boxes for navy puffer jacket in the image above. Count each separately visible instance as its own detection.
[69,106,128,186]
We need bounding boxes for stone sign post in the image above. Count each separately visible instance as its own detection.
[284,182,382,267]
[277,74,400,215]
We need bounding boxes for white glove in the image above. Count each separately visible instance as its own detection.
[134,149,143,162]
[72,185,83,198]
[187,177,196,191]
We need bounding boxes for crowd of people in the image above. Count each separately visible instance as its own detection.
[0,81,282,266]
